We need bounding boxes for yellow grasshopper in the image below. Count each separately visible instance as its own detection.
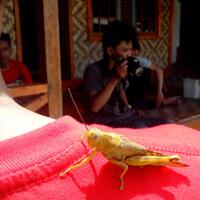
[59,127,188,190]
[59,89,188,190]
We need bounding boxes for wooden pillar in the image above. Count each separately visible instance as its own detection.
[13,0,23,61]
[43,0,63,118]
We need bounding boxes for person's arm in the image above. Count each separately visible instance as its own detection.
[88,76,120,113]
[119,87,129,108]
[86,61,128,113]
[149,63,164,107]
[90,63,128,113]
[137,56,165,107]
[0,72,54,141]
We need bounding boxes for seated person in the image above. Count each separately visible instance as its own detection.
[0,33,33,86]
[82,20,168,128]
[126,38,180,109]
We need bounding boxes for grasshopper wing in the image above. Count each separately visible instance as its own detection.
[118,136,189,167]
[124,148,188,167]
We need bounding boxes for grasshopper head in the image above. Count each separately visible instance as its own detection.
[85,128,101,148]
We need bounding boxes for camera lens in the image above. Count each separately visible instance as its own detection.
[127,57,143,77]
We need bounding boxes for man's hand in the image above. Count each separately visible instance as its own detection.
[114,60,128,80]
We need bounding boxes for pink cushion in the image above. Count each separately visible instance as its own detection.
[0,116,200,199]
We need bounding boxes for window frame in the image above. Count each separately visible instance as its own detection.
[87,0,161,42]
[136,0,161,39]
[87,0,119,42]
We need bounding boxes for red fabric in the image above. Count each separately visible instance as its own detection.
[0,116,200,199]
[1,59,33,84]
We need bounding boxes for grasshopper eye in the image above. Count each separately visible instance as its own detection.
[93,135,98,140]
[91,128,99,141]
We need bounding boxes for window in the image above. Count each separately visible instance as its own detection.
[121,0,161,38]
[87,0,161,41]
[87,0,119,41]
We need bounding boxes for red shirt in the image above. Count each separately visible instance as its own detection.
[0,116,200,199]
[1,59,33,84]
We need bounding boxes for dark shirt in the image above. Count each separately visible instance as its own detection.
[83,59,130,116]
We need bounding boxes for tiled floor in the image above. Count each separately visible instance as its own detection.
[146,98,200,121]
[145,98,200,130]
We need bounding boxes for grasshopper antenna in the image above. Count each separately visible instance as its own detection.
[68,88,89,131]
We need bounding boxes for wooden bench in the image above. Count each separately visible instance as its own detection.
[7,79,83,118]
[8,83,48,112]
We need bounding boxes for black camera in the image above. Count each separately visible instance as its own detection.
[126,57,143,78]
[117,57,143,78]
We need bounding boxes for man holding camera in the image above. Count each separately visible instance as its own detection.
[82,20,168,128]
